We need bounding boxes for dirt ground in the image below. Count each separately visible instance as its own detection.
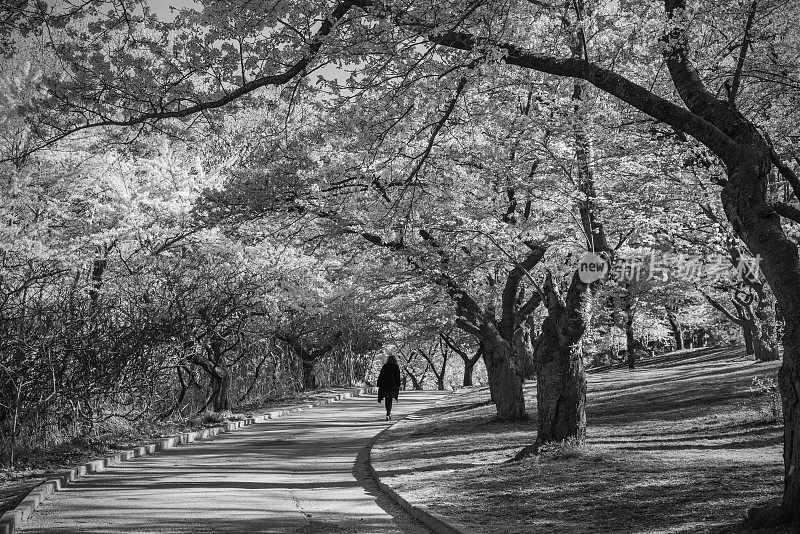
[371,347,794,534]
[0,389,347,517]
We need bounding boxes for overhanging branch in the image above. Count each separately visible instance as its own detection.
[10,0,360,161]
[424,30,740,164]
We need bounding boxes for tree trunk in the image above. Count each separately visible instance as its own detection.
[535,313,587,442]
[743,319,755,356]
[301,359,316,391]
[462,358,476,387]
[403,367,423,390]
[440,333,482,388]
[419,344,449,392]
[625,311,636,370]
[193,339,230,413]
[532,271,595,445]
[749,321,779,362]
[754,297,781,362]
[483,330,525,421]
[528,48,606,446]
[529,37,605,444]
[723,161,800,525]
[694,328,707,347]
[777,325,800,525]
[735,298,777,361]
[514,315,536,379]
[211,370,230,412]
[667,312,684,350]
[730,247,781,362]
[208,351,231,413]
[481,342,497,403]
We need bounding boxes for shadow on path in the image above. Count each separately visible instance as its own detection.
[17,392,447,534]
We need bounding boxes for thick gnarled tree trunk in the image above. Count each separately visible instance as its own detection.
[723,160,800,525]
[727,162,800,525]
[532,272,593,446]
[482,328,526,420]
[526,40,610,450]
[539,346,586,441]
[448,240,547,420]
[657,0,800,517]
[520,46,611,454]
[657,29,798,525]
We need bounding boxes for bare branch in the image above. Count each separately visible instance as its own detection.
[728,0,758,104]
[698,287,741,324]
[405,76,468,184]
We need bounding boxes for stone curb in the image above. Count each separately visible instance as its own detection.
[367,392,471,534]
[0,387,374,534]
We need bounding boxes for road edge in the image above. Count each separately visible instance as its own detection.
[0,387,373,534]
[366,392,473,534]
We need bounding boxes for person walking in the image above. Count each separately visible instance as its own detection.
[377,355,401,420]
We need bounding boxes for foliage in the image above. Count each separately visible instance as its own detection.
[750,376,783,421]
[3,0,800,521]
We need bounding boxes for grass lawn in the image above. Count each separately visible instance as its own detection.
[371,347,794,534]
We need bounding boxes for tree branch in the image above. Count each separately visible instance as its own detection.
[424,30,740,164]
[728,0,757,104]
[698,288,742,324]
[440,331,480,365]
[12,0,360,160]
[769,149,800,203]
[661,0,751,149]
[772,202,800,225]
[405,76,467,184]
[499,242,547,340]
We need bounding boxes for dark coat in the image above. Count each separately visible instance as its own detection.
[377,360,401,402]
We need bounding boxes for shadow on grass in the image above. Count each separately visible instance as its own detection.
[589,347,742,374]
[372,347,790,534]
[591,422,781,446]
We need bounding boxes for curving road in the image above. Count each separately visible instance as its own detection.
[18,391,447,534]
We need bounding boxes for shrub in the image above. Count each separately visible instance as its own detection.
[189,411,226,428]
[749,377,782,420]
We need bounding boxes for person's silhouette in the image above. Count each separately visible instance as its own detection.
[376,355,401,420]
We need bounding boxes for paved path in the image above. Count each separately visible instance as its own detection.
[19,391,448,534]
